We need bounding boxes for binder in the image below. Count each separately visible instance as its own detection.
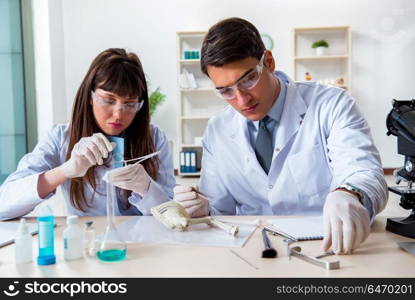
[187,72,198,89]
[190,151,197,172]
[180,152,185,173]
[265,216,324,241]
[179,72,190,89]
[185,152,191,173]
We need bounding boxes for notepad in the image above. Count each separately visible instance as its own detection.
[0,221,38,248]
[266,216,324,241]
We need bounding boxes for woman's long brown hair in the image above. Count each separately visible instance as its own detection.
[66,48,159,212]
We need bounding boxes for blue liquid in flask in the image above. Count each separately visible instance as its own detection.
[98,157,127,263]
[97,249,126,262]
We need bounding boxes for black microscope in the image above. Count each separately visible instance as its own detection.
[386,99,415,238]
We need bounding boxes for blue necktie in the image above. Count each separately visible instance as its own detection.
[254,116,273,174]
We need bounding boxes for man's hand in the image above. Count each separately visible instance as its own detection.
[322,190,370,254]
[173,185,210,218]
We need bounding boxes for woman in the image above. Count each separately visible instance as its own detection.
[0,48,175,219]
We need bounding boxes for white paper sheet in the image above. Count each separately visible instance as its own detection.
[114,216,257,248]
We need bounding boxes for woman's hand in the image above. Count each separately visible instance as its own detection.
[59,133,115,178]
[106,163,151,196]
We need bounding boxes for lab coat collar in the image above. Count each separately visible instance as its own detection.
[229,111,253,152]
[273,72,307,154]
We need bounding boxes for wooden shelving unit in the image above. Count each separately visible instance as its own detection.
[176,31,228,177]
[293,26,351,90]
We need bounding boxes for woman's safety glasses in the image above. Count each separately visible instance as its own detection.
[213,53,265,101]
[91,91,144,114]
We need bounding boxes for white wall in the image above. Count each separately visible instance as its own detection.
[35,0,415,168]
[32,0,67,140]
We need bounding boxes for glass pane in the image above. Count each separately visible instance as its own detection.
[0,0,23,53]
[0,0,27,183]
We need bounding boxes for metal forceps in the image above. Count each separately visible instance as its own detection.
[115,151,161,167]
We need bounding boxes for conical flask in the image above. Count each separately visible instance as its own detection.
[97,169,127,262]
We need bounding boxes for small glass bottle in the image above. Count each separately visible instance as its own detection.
[83,221,96,256]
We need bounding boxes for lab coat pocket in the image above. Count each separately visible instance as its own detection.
[287,143,332,197]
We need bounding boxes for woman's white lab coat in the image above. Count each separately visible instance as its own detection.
[199,71,388,216]
[0,123,175,220]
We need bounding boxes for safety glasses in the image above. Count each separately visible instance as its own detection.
[91,91,144,114]
[213,53,265,101]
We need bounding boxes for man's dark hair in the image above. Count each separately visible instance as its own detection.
[201,17,265,76]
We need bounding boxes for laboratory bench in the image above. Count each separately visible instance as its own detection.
[0,195,414,277]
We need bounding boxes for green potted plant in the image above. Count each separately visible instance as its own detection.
[311,40,329,56]
[148,86,166,116]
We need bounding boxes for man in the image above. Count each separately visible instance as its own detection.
[174,18,388,254]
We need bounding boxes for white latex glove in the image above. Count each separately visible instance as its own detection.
[322,190,370,255]
[106,162,151,196]
[173,185,209,218]
[58,133,115,178]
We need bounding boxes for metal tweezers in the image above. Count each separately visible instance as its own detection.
[115,151,160,166]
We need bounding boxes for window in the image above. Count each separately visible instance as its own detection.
[0,0,28,183]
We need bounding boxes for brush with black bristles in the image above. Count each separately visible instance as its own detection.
[261,228,277,258]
